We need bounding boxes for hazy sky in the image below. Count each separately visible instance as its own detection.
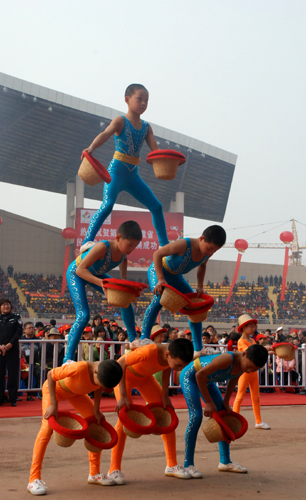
[1,0,306,266]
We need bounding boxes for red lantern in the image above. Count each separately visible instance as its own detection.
[280,231,294,245]
[234,239,248,253]
[226,239,248,304]
[167,230,179,242]
[62,227,76,240]
[279,231,294,301]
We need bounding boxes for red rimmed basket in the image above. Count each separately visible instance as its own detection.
[48,411,89,448]
[147,403,179,435]
[202,410,248,445]
[118,404,156,439]
[160,284,192,314]
[78,151,112,186]
[179,293,215,323]
[272,342,297,361]
[84,416,118,453]
[102,278,148,308]
[147,149,186,180]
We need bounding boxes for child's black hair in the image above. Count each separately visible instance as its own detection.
[117,220,142,241]
[202,332,211,340]
[246,344,268,368]
[50,319,56,327]
[125,84,148,97]
[97,359,123,388]
[202,225,226,248]
[168,338,194,363]
[0,298,11,307]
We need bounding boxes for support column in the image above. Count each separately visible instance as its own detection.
[175,192,184,213]
[66,181,75,228]
[75,175,85,209]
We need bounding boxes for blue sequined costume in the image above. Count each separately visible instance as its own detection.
[83,117,168,247]
[141,238,208,351]
[180,352,242,467]
[64,241,137,362]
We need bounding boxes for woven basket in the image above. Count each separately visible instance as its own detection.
[119,404,156,439]
[187,309,208,323]
[124,410,152,438]
[160,286,190,314]
[53,416,83,448]
[222,415,242,434]
[180,293,214,323]
[202,417,225,443]
[84,417,118,453]
[151,158,180,180]
[78,157,103,185]
[273,343,296,361]
[147,403,179,435]
[106,288,137,308]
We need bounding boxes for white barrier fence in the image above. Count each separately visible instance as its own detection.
[17,340,306,393]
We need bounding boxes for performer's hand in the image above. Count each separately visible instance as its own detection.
[115,396,130,414]
[153,280,166,296]
[222,401,232,413]
[0,345,6,356]
[162,394,173,410]
[196,286,203,297]
[81,147,94,160]
[203,402,216,418]
[94,409,105,424]
[44,403,58,420]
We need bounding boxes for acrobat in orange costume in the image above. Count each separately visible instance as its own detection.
[109,344,177,473]
[233,337,262,424]
[29,361,103,482]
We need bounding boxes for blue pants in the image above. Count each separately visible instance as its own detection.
[83,160,169,247]
[180,363,231,467]
[64,262,137,362]
[141,265,203,352]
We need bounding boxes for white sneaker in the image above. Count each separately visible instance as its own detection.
[107,470,125,485]
[218,462,248,473]
[62,359,75,367]
[255,422,271,430]
[80,241,95,253]
[186,465,203,478]
[27,479,47,495]
[165,465,191,479]
[129,338,153,350]
[88,473,115,486]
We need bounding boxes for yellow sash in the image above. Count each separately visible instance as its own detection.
[113,151,141,166]
[194,357,202,373]
[162,257,176,274]
[58,379,73,393]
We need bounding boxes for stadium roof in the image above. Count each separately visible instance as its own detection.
[0,72,237,221]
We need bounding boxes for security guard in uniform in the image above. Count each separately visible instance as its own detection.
[0,298,23,406]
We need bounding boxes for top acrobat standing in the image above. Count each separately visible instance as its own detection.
[82,84,169,247]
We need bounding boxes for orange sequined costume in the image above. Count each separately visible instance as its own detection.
[233,338,262,424]
[109,344,177,473]
[29,361,102,482]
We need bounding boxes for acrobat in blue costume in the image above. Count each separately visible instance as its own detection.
[64,241,137,362]
[83,117,169,247]
[141,238,208,352]
[180,352,242,468]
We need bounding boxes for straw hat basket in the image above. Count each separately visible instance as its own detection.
[179,292,214,323]
[146,149,186,180]
[102,278,148,309]
[78,151,112,186]
[272,342,297,361]
[160,284,191,314]
[147,403,179,435]
[119,404,156,439]
[202,410,248,445]
[48,411,88,448]
[84,416,118,453]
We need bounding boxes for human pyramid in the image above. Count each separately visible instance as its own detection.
[27,84,272,495]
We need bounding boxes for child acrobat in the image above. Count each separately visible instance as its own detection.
[107,339,194,484]
[178,344,268,477]
[233,314,272,429]
[27,359,123,495]
[141,225,226,353]
[81,83,168,247]
[64,221,141,363]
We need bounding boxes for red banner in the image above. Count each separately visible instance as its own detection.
[75,209,184,268]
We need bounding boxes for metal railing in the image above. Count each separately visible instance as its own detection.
[16,339,306,393]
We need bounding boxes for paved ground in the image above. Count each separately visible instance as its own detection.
[0,405,305,500]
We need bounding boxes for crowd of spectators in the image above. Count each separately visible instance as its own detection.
[275,281,306,324]
[0,267,29,316]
